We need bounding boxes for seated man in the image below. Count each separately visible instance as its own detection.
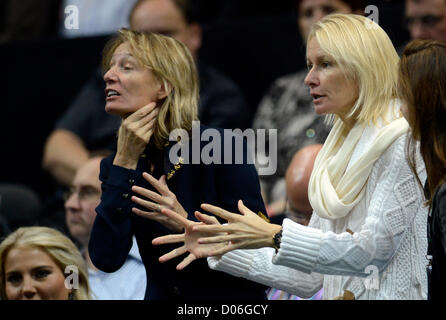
[64,154,146,300]
[268,144,323,300]
[405,0,446,41]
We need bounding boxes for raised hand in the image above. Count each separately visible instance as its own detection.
[151,209,225,270]
[113,102,159,170]
[151,200,281,270]
[193,200,282,254]
[131,172,188,232]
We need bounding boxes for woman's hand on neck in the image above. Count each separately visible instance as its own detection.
[113,102,159,170]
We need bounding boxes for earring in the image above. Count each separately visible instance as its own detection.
[68,292,74,300]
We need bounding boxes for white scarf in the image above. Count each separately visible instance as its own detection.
[308,112,409,220]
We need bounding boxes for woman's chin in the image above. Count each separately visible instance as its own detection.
[105,105,129,118]
[313,106,327,116]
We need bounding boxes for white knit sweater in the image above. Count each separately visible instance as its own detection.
[208,132,428,300]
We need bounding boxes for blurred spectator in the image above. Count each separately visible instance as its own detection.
[267,144,323,300]
[0,215,10,241]
[253,0,364,215]
[193,0,297,22]
[0,184,42,232]
[131,0,251,128]
[405,0,446,40]
[0,226,91,300]
[0,0,61,43]
[64,155,146,300]
[0,0,299,43]
[283,144,322,226]
[43,0,250,188]
[59,0,138,38]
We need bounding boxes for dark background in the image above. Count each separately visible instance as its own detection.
[0,1,409,202]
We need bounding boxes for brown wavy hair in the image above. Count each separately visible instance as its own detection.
[398,40,446,205]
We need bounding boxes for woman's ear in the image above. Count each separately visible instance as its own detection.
[157,81,173,100]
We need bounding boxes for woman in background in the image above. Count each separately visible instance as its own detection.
[398,39,446,300]
[0,226,90,300]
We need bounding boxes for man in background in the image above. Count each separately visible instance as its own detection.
[405,0,446,41]
[268,144,323,300]
[65,154,146,299]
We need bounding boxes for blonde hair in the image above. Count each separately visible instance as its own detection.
[102,28,199,149]
[308,14,400,126]
[0,227,91,300]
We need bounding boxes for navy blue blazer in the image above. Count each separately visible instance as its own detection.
[88,126,268,300]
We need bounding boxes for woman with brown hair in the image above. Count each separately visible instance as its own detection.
[398,39,446,300]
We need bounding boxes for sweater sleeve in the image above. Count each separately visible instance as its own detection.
[207,248,323,299]
[207,213,324,298]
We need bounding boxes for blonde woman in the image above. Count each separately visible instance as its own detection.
[153,14,429,300]
[88,29,268,300]
[0,226,90,300]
